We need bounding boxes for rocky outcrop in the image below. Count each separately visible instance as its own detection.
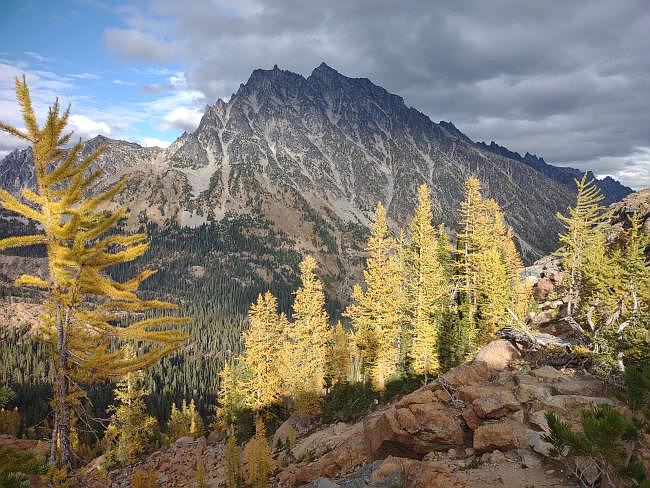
[0,434,49,456]
[80,346,627,487]
[276,351,627,487]
[370,456,468,488]
[96,435,225,488]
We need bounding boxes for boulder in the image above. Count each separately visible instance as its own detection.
[206,430,222,445]
[529,308,557,326]
[517,448,542,468]
[370,456,469,488]
[482,449,506,464]
[292,421,361,461]
[273,414,316,449]
[530,366,565,383]
[515,383,552,403]
[395,388,437,408]
[475,395,519,419]
[550,379,604,397]
[365,402,464,458]
[528,431,553,457]
[473,420,529,451]
[439,361,490,389]
[529,410,550,432]
[532,277,555,301]
[459,386,521,419]
[474,339,521,370]
[286,430,371,486]
[541,394,617,415]
[462,407,481,431]
[300,477,341,488]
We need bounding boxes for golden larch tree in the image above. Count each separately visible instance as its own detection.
[283,255,330,413]
[326,321,351,386]
[456,176,484,311]
[103,345,159,464]
[405,184,448,382]
[243,416,275,488]
[344,202,406,390]
[0,78,188,468]
[556,174,609,317]
[241,292,283,411]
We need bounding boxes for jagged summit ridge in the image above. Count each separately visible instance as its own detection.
[0,63,633,289]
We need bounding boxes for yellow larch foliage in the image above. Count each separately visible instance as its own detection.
[242,292,283,411]
[456,179,527,344]
[165,399,204,441]
[344,202,406,390]
[103,345,158,464]
[243,416,275,488]
[556,174,609,317]
[0,78,188,468]
[214,360,247,437]
[405,184,448,382]
[283,255,330,413]
[326,321,351,386]
[456,176,484,310]
[224,434,242,488]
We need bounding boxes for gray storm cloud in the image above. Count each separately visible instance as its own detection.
[99,0,650,189]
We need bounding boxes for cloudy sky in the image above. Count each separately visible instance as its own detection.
[1,0,648,188]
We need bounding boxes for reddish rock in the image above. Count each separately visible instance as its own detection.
[462,407,482,431]
[473,420,529,451]
[472,390,521,419]
[395,388,437,408]
[364,401,464,460]
[439,361,490,389]
[474,339,521,371]
[550,379,604,397]
[371,456,469,488]
[533,277,555,301]
[530,365,565,383]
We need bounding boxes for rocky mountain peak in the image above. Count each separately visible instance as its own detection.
[0,63,634,279]
[308,61,343,83]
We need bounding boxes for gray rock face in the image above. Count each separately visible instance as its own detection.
[0,64,632,297]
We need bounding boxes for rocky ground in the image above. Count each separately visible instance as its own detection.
[72,350,637,488]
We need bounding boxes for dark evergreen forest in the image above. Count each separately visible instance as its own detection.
[0,212,331,435]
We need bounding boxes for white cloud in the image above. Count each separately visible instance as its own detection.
[70,72,100,80]
[141,136,172,148]
[593,147,650,190]
[162,106,203,131]
[23,51,56,64]
[112,79,136,86]
[69,114,111,138]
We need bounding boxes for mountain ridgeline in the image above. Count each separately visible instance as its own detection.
[0,64,632,297]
